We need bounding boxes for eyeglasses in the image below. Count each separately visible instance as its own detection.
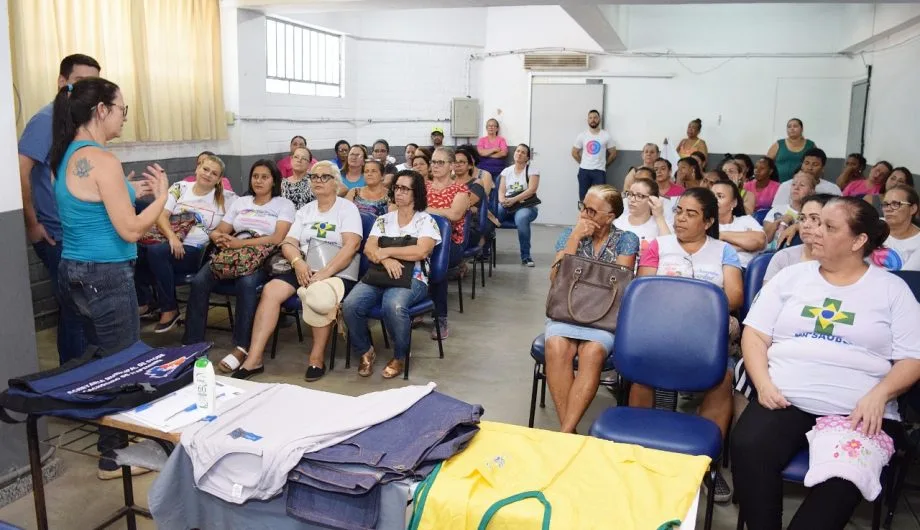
[308,174,335,183]
[431,160,450,166]
[393,185,413,194]
[623,191,649,202]
[111,104,128,118]
[882,200,912,211]
[577,201,614,218]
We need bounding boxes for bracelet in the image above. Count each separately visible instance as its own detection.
[290,257,302,267]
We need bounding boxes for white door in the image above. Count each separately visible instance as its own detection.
[529,81,605,226]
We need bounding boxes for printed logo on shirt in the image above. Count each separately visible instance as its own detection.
[311,221,337,238]
[145,356,189,379]
[507,182,524,195]
[228,427,263,441]
[375,217,387,233]
[871,247,904,271]
[801,298,855,335]
[585,139,602,156]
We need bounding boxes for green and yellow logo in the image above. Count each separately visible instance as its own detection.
[801,298,855,335]
[311,222,337,238]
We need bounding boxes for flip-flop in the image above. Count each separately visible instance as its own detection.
[231,366,264,380]
[217,347,247,374]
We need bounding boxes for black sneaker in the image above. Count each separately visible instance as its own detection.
[712,470,732,503]
[97,450,151,480]
[304,365,326,382]
[522,258,535,267]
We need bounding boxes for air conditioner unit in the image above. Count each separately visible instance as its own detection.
[523,53,590,71]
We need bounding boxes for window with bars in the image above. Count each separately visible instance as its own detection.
[266,17,342,97]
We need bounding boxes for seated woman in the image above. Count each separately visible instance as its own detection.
[836,153,867,190]
[281,146,315,210]
[498,144,540,267]
[654,158,683,199]
[676,156,703,189]
[411,152,431,180]
[545,185,639,433]
[722,159,756,214]
[622,142,660,192]
[764,171,816,249]
[233,161,362,381]
[183,150,234,191]
[426,147,470,337]
[865,166,914,213]
[137,154,236,332]
[691,150,708,173]
[343,170,441,379]
[614,176,671,258]
[332,140,350,170]
[732,197,920,530]
[338,145,368,195]
[701,169,724,190]
[733,153,754,182]
[182,160,295,373]
[345,159,390,217]
[713,180,766,268]
[632,187,744,501]
[875,185,920,271]
[454,145,494,253]
[277,135,307,178]
[843,160,893,197]
[762,194,833,283]
[744,157,781,211]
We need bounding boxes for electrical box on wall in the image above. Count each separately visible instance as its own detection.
[451,98,480,138]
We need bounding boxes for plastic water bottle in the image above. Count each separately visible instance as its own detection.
[194,358,216,414]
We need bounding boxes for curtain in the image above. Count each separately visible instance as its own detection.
[9,0,227,142]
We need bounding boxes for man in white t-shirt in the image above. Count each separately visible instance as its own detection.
[571,109,617,201]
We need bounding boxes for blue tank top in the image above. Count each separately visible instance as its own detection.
[342,174,366,190]
[55,140,137,262]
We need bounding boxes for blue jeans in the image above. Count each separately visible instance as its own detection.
[431,241,463,318]
[577,168,606,201]
[137,243,203,312]
[343,279,429,360]
[181,266,267,349]
[57,259,139,355]
[497,205,538,261]
[33,241,86,364]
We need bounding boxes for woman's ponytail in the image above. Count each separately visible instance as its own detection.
[48,77,120,176]
[49,85,77,174]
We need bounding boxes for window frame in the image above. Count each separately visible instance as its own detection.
[265,16,343,97]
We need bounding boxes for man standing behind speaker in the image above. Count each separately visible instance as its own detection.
[571,109,617,201]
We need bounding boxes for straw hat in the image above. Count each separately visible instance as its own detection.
[297,278,345,327]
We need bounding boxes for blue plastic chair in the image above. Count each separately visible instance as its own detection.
[892,270,920,301]
[527,333,620,428]
[346,214,449,379]
[589,276,729,530]
[487,173,518,271]
[741,252,774,322]
[752,208,771,225]
[461,206,487,296]
[270,213,377,367]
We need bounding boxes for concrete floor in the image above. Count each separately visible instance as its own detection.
[1,224,920,529]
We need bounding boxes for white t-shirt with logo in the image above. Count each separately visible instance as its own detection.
[640,234,741,288]
[614,213,660,263]
[222,196,296,236]
[883,232,920,271]
[719,215,765,267]
[574,130,613,171]
[165,181,238,248]
[744,261,920,420]
[500,165,538,198]
[287,198,363,278]
[370,211,442,284]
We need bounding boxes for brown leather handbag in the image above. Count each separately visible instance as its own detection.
[545,254,634,333]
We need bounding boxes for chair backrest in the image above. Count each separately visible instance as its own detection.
[358,212,376,278]
[613,276,729,392]
[461,210,473,249]
[892,270,920,302]
[742,252,775,322]
[752,208,770,225]
[488,173,501,215]
[429,214,452,284]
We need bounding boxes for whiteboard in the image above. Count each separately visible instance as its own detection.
[529,82,606,226]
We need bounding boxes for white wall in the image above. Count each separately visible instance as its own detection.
[480,4,868,158]
[0,0,20,213]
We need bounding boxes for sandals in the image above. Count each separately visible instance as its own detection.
[382,359,405,379]
[358,349,376,377]
[231,365,264,380]
[218,346,247,374]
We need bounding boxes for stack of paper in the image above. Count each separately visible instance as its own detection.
[121,381,245,432]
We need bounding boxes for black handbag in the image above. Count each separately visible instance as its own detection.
[361,236,419,288]
[505,165,541,212]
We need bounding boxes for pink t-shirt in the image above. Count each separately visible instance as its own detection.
[183,175,235,191]
[745,179,780,210]
[277,155,318,178]
[660,183,685,198]
[477,135,508,153]
[843,179,880,197]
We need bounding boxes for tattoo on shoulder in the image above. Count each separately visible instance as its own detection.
[74,158,93,178]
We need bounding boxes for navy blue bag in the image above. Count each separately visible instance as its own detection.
[0,341,211,421]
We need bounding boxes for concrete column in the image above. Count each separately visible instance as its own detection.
[0,0,44,474]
